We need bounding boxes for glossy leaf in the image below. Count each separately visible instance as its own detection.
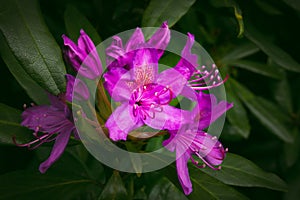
[148,177,188,200]
[200,153,288,191]
[275,77,293,114]
[226,80,250,138]
[220,42,259,63]
[142,0,196,28]
[229,60,284,79]
[164,165,248,200]
[230,79,293,142]
[0,103,32,145]
[0,170,100,200]
[0,34,48,104]
[64,5,101,44]
[0,0,66,95]
[98,171,128,200]
[245,24,300,73]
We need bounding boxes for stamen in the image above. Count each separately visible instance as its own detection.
[23,104,27,109]
[225,148,229,152]
[212,136,217,140]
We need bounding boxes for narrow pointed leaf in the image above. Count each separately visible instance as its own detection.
[220,42,259,63]
[228,60,284,79]
[64,5,101,44]
[245,24,300,73]
[230,79,293,142]
[0,0,66,95]
[226,81,250,138]
[0,103,32,145]
[142,0,196,28]
[200,153,288,192]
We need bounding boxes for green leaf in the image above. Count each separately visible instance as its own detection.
[226,80,250,138]
[142,0,196,28]
[228,60,284,79]
[0,103,33,145]
[64,5,101,44]
[0,170,100,200]
[220,42,259,63]
[98,171,128,200]
[284,128,300,167]
[200,153,288,192]
[145,136,164,152]
[148,177,188,200]
[275,77,293,114]
[164,165,248,200]
[0,0,66,95]
[245,23,300,73]
[0,34,49,104]
[230,79,293,142]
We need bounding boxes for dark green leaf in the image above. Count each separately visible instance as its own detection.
[230,79,293,142]
[64,5,101,44]
[0,170,100,200]
[284,128,300,167]
[229,60,284,79]
[200,153,288,191]
[142,0,196,28]
[98,171,128,200]
[245,24,300,73]
[283,0,300,11]
[0,33,48,104]
[0,103,32,145]
[220,42,259,63]
[164,164,248,200]
[0,0,66,95]
[226,80,250,138]
[148,177,188,200]
[275,77,293,114]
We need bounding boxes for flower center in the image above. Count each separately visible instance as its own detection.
[131,84,173,120]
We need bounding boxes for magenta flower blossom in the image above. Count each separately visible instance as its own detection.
[15,94,77,173]
[65,74,90,102]
[62,29,102,79]
[103,22,200,141]
[162,92,232,195]
[163,130,228,195]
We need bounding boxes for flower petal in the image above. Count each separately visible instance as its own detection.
[176,147,193,195]
[156,67,187,97]
[39,125,73,173]
[144,105,190,131]
[66,74,90,102]
[125,28,145,53]
[174,33,198,80]
[147,21,170,59]
[105,103,143,141]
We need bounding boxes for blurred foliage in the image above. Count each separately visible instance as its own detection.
[1,0,300,199]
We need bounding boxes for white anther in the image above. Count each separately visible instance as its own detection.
[202,65,206,69]
[212,81,216,85]
[217,76,221,81]
[225,148,229,152]
[150,104,155,108]
[155,92,158,96]
[210,75,214,80]
[214,69,219,74]
[23,104,27,109]
[212,64,216,68]
[143,85,147,90]
[212,136,217,140]
[219,144,222,148]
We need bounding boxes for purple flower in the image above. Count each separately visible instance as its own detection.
[15,94,77,173]
[106,21,169,70]
[65,74,90,102]
[163,130,228,195]
[62,29,102,79]
[103,23,199,141]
